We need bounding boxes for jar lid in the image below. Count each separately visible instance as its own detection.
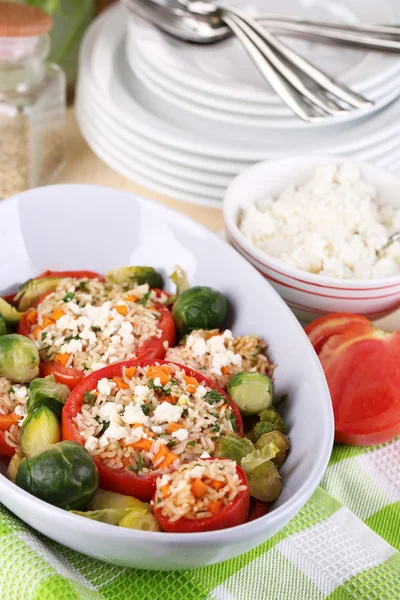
[0,2,53,37]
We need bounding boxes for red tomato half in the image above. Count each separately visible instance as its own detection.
[18,300,175,391]
[62,359,244,501]
[248,498,269,522]
[152,459,250,533]
[0,432,16,458]
[305,313,373,354]
[36,270,105,281]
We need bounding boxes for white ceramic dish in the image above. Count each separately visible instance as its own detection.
[80,6,400,162]
[224,156,400,323]
[126,0,400,105]
[0,184,333,570]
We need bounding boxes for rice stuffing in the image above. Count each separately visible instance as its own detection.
[74,363,238,474]
[153,458,247,521]
[28,278,166,374]
[166,329,275,388]
[0,377,29,449]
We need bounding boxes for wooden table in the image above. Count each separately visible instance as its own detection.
[54,108,400,330]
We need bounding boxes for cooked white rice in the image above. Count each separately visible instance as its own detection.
[0,377,29,449]
[74,363,238,474]
[166,329,276,388]
[28,278,166,374]
[153,458,246,521]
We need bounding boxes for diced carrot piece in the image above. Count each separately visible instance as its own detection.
[0,413,20,431]
[50,308,65,321]
[115,305,128,316]
[132,439,153,451]
[147,366,171,386]
[184,376,199,388]
[186,385,196,394]
[162,484,171,498]
[92,391,99,397]
[125,367,137,378]
[55,353,70,366]
[191,478,208,498]
[159,453,178,469]
[26,309,38,326]
[34,316,55,337]
[167,422,184,434]
[113,377,129,390]
[163,395,177,405]
[125,295,138,303]
[33,326,42,339]
[209,479,225,491]
[152,444,169,464]
[221,366,230,375]
[159,365,172,375]
[208,500,223,514]
[122,456,131,467]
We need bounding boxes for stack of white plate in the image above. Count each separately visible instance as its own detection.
[76,1,400,207]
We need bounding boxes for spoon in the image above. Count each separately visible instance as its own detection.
[377,232,400,257]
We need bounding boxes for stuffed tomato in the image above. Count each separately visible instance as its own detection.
[62,359,244,501]
[18,274,175,390]
[152,458,250,533]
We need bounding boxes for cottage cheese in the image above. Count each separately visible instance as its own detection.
[239,164,400,279]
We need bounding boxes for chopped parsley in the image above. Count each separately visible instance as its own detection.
[63,291,75,302]
[76,280,89,292]
[205,390,224,405]
[229,413,237,431]
[99,421,109,435]
[182,409,189,417]
[199,366,207,371]
[133,453,144,472]
[167,440,177,448]
[212,424,221,433]
[91,326,101,333]
[84,391,97,405]
[139,291,151,306]
[8,387,15,394]
[41,332,47,339]
[187,440,196,447]
[147,379,163,392]
[141,404,152,415]
[65,334,80,342]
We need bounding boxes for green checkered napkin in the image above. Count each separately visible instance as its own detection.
[1,438,399,600]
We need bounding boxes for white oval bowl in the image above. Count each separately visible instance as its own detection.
[223,156,400,323]
[0,185,333,570]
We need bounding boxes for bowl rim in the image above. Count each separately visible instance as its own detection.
[0,183,334,545]
[223,155,400,290]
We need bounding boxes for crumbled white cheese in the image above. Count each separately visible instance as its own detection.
[102,422,127,441]
[98,402,123,423]
[153,377,162,388]
[85,435,100,452]
[122,404,149,425]
[211,349,242,376]
[152,425,163,434]
[200,451,211,459]
[172,428,188,442]
[56,315,78,331]
[191,337,207,359]
[97,378,117,396]
[60,338,83,355]
[239,163,400,279]
[207,335,227,354]
[133,385,150,402]
[194,385,207,398]
[153,402,183,423]
[12,386,27,401]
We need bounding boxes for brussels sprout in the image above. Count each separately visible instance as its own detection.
[7,453,23,483]
[0,315,6,337]
[70,507,140,525]
[28,375,70,419]
[248,409,286,442]
[245,461,282,502]
[241,443,280,472]
[0,298,23,326]
[88,489,150,512]
[119,510,160,531]
[255,431,290,468]
[170,266,190,298]
[15,277,61,312]
[0,334,39,383]
[228,372,273,416]
[216,434,255,464]
[172,286,227,335]
[16,441,99,510]
[20,406,61,456]
[105,266,163,290]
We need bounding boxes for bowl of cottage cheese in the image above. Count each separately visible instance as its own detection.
[223,156,400,322]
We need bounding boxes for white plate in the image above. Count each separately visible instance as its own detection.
[127,0,400,106]
[0,184,333,569]
[130,37,400,124]
[80,6,400,161]
[77,102,225,206]
[130,46,400,133]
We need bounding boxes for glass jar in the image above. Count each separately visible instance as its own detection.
[0,2,66,198]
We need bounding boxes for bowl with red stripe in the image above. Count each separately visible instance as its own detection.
[223,156,400,323]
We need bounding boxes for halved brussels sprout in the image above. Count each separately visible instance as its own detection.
[0,298,23,326]
[172,286,227,336]
[70,508,138,525]
[228,372,273,416]
[169,266,190,298]
[105,266,163,290]
[15,277,61,312]
[16,441,99,510]
[216,434,255,464]
[0,334,39,383]
[20,406,61,456]
[119,510,160,531]
[28,375,70,419]
[248,409,286,442]
[7,453,23,483]
[0,315,6,337]
[88,489,150,512]
[241,444,282,502]
[255,431,290,468]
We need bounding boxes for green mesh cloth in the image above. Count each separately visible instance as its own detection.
[1,438,399,600]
